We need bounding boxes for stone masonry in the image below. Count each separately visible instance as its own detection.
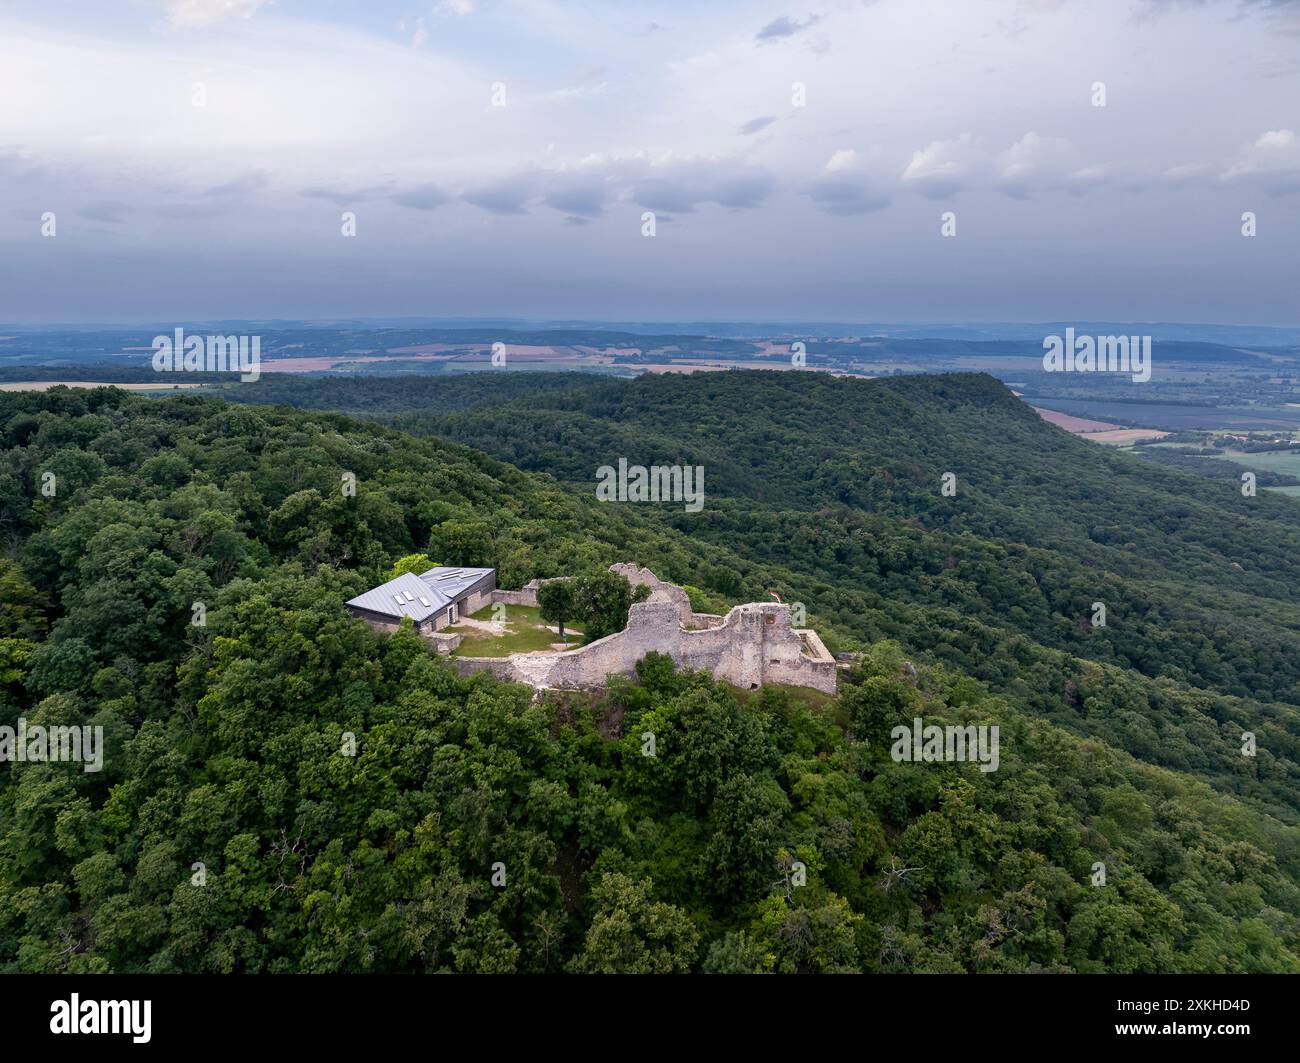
[446,564,838,695]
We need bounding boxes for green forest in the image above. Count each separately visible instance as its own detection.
[1,374,1298,972]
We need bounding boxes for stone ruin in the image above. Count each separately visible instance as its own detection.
[438,563,838,695]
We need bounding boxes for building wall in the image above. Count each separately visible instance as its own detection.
[348,608,404,634]
[460,585,495,617]
[430,571,497,629]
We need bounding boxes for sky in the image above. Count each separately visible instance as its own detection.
[0,0,1298,324]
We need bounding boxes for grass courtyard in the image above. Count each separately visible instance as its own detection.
[446,604,585,657]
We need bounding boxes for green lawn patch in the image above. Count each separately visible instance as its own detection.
[448,604,585,657]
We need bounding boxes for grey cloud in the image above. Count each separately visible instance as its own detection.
[462,173,538,214]
[739,116,776,135]
[711,173,775,208]
[997,177,1034,200]
[907,175,964,200]
[77,201,131,223]
[756,14,822,42]
[1058,166,1115,196]
[542,175,610,218]
[392,183,449,210]
[1267,174,1300,195]
[205,171,271,197]
[155,199,228,218]
[1129,0,1300,36]
[301,183,393,206]
[899,135,977,201]
[995,133,1076,200]
[633,179,699,213]
[632,161,776,213]
[803,174,890,215]
[1247,168,1300,196]
[0,146,47,180]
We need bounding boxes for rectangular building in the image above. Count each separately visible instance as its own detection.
[345,566,496,635]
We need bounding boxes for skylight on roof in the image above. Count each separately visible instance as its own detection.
[418,596,430,607]
[392,594,403,604]
[403,591,414,602]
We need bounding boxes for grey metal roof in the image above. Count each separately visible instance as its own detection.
[346,567,494,622]
[417,566,495,604]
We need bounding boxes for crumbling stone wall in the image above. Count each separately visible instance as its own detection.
[457,570,838,695]
[425,631,462,654]
[449,655,517,681]
[489,576,571,609]
[491,581,542,608]
[608,563,697,627]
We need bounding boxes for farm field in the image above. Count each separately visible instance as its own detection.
[1031,404,1168,443]
[1208,447,1300,486]
[0,380,208,392]
[1032,397,1300,431]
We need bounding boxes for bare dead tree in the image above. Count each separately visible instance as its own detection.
[879,854,924,894]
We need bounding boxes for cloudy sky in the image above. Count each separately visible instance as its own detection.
[1,0,1298,323]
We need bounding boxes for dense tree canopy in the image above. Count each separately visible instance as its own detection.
[227,371,1300,819]
[0,382,1297,973]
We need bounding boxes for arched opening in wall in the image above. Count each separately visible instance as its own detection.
[750,683,758,689]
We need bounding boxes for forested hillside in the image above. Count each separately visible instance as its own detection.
[227,372,1300,821]
[1,384,1298,973]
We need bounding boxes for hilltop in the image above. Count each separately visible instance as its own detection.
[221,371,1300,820]
[0,382,1297,972]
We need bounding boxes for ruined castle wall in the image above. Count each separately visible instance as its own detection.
[491,576,572,609]
[450,656,517,681]
[451,595,838,695]
[424,631,462,655]
[610,563,697,627]
[536,601,686,689]
[491,588,538,608]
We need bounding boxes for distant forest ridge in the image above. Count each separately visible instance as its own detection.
[3,319,1300,345]
[0,328,1292,377]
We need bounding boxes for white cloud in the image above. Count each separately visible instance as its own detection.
[899,133,978,199]
[802,149,890,215]
[159,0,270,29]
[1162,161,1213,184]
[824,149,859,173]
[996,132,1074,198]
[1255,129,1297,151]
[1223,128,1300,195]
